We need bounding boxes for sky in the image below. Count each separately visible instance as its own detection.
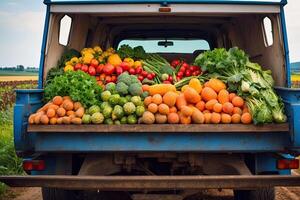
[0,0,299,68]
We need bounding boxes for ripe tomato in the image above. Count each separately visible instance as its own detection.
[138,75,144,81]
[141,71,148,77]
[135,67,143,74]
[88,66,96,76]
[147,74,153,80]
[129,68,136,75]
[111,75,117,83]
[171,60,180,67]
[74,63,82,71]
[168,76,173,82]
[105,76,112,83]
[99,74,106,81]
[81,64,89,72]
[90,59,99,67]
[151,72,156,78]
[96,64,104,74]
[163,80,171,84]
[116,66,123,75]
[177,71,184,78]
[182,63,189,68]
[185,70,191,77]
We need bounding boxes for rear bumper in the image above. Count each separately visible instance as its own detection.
[1,175,300,190]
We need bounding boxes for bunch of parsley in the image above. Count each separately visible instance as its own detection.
[44,71,102,108]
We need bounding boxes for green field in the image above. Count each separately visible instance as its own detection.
[0,71,38,76]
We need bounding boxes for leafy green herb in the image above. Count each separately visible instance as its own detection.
[44,71,103,107]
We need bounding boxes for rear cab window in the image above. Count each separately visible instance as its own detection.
[118,39,210,53]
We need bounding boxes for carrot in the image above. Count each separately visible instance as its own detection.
[196,101,205,112]
[67,110,75,116]
[144,96,152,106]
[28,114,36,124]
[57,107,66,117]
[181,105,194,116]
[169,106,177,113]
[201,87,217,102]
[205,99,218,111]
[184,87,201,104]
[203,110,211,114]
[217,89,229,104]
[142,84,150,92]
[53,96,63,106]
[152,94,163,105]
[40,115,49,125]
[241,113,252,124]
[163,91,178,107]
[222,102,234,114]
[192,109,205,124]
[176,93,187,110]
[213,103,223,113]
[73,102,83,111]
[148,103,158,113]
[232,96,244,108]
[211,112,221,124]
[204,112,212,124]
[63,100,74,111]
[149,84,176,96]
[46,108,56,118]
[231,114,241,124]
[168,113,180,124]
[48,104,59,110]
[229,93,236,102]
[233,107,242,115]
[49,117,58,125]
[179,114,191,124]
[158,103,170,115]
[221,113,232,124]
[208,78,226,93]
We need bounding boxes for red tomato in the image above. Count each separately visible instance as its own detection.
[96,64,104,74]
[103,63,115,75]
[150,72,156,78]
[177,71,184,78]
[179,66,186,73]
[99,74,106,81]
[129,68,136,75]
[105,76,112,83]
[182,63,189,68]
[141,71,148,77]
[88,66,96,76]
[176,76,181,81]
[185,70,191,77]
[168,76,173,82]
[147,74,153,80]
[81,65,89,73]
[116,66,123,75]
[111,75,117,83]
[163,80,171,84]
[171,60,180,67]
[120,62,129,71]
[192,71,198,76]
[135,67,143,74]
[74,63,82,71]
[138,75,144,81]
[90,59,99,67]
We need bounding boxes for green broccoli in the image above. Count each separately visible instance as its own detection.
[117,72,132,86]
[116,82,129,95]
[105,82,116,93]
[128,83,143,96]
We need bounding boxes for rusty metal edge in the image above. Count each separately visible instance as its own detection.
[1,175,299,190]
[27,123,290,133]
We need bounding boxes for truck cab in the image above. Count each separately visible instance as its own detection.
[1,0,300,200]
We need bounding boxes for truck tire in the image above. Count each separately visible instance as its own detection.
[42,188,79,200]
[234,188,275,200]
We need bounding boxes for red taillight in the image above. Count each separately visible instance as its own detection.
[23,160,45,171]
[277,159,299,170]
[159,7,171,12]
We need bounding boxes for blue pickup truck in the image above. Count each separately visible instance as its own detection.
[1,0,300,199]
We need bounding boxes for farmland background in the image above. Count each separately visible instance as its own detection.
[0,76,37,198]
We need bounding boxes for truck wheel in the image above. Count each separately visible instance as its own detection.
[234,188,275,200]
[42,188,79,200]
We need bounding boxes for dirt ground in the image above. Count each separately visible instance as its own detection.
[1,187,299,200]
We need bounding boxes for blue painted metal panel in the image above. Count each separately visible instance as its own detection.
[35,132,290,152]
[44,0,286,5]
[14,90,44,154]
[276,87,300,153]
[38,5,51,89]
[255,154,291,175]
[280,6,291,87]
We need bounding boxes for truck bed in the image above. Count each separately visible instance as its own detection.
[26,123,291,153]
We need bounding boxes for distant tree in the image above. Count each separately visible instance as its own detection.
[16,65,25,71]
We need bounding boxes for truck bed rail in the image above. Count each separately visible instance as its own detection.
[27,123,289,133]
[1,175,299,190]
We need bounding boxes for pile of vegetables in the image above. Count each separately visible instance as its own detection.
[28,96,85,125]
[80,72,147,125]
[141,78,252,124]
[194,47,286,124]
[35,44,286,126]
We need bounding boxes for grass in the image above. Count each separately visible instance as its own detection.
[0,108,23,196]
[0,71,38,76]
